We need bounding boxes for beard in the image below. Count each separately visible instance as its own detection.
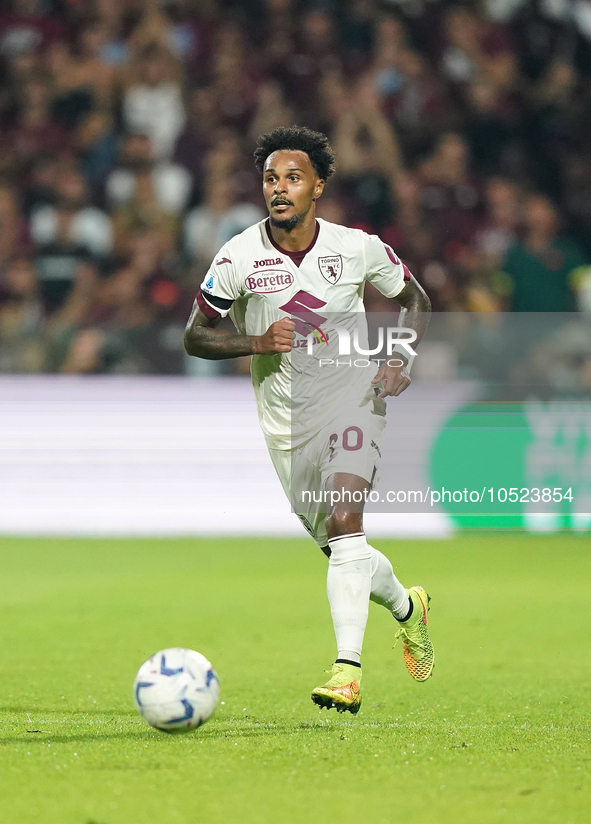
[269,203,310,232]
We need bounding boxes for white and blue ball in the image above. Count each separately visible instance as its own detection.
[133,648,220,732]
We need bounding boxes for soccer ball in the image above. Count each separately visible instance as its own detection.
[133,648,220,732]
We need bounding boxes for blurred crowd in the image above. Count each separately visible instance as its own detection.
[1,0,591,376]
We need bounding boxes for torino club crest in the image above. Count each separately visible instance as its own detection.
[318,255,343,284]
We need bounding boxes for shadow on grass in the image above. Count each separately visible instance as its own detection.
[0,730,155,744]
[198,720,340,739]
[1,720,340,745]
[0,706,137,716]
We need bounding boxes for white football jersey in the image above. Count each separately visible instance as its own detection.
[198,218,408,449]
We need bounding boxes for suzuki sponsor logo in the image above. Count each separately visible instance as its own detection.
[245,270,294,294]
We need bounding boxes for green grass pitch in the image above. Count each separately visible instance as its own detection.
[0,533,589,824]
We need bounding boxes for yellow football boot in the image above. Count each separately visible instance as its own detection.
[395,586,434,681]
[311,662,362,714]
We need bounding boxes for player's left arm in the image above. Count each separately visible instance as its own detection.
[371,275,431,398]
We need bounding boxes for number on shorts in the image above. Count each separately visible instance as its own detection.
[328,433,338,462]
[342,426,363,451]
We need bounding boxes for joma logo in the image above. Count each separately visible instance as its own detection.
[254,257,282,268]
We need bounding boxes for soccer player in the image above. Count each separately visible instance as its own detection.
[184,126,434,714]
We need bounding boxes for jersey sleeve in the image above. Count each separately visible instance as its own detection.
[197,247,243,319]
[364,233,411,299]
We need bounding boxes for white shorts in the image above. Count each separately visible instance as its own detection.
[268,401,386,547]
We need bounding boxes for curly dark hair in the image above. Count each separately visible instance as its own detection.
[253,126,336,181]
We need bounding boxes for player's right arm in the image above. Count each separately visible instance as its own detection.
[185,243,293,359]
[184,304,293,359]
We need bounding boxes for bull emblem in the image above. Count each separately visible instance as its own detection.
[318,255,343,284]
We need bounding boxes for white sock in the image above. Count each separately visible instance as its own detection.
[327,532,372,664]
[368,545,410,619]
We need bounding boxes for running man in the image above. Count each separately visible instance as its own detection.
[184,126,433,713]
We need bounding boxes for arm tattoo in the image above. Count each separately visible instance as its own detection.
[184,302,256,360]
[394,276,431,350]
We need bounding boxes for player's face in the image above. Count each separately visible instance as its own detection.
[263,150,324,231]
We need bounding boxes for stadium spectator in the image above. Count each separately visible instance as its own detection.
[363,12,452,159]
[48,22,119,126]
[30,167,113,260]
[329,73,401,228]
[563,152,591,256]
[106,133,192,215]
[111,185,179,260]
[0,185,28,267]
[76,110,119,192]
[502,193,589,312]
[58,327,107,374]
[46,259,99,334]
[210,21,261,132]
[203,127,260,204]
[173,85,219,196]
[5,74,72,183]
[337,0,378,62]
[36,240,92,311]
[92,0,130,67]
[0,40,41,122]
[418,132,482,247]
[23,155,61,215]
[437,175,524,313]
[122,42,186,160]
[248,81,295,146]
[473,177,522,271]
[270,8,347,125]
[382,170,449,308]
[184,174,264,274]
[74,226,185,374]
[0,0,66,60]
[439,4,517,92]
[463,70,525,177]
[0,255,45,372]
